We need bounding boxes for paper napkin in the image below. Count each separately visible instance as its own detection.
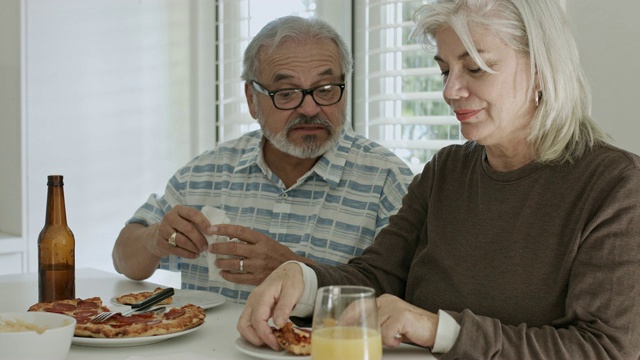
[201,206,241,281]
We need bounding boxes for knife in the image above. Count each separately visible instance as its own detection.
[130,287,175,309]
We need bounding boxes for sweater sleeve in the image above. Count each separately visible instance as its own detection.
[310,169,431,296]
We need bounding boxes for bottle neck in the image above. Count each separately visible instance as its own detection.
[45,183,68,226]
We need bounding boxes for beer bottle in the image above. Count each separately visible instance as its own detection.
[38,175,75,302]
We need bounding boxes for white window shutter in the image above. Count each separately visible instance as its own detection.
[353,0,464,173]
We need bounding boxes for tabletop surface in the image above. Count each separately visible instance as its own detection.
[0,268,435,360]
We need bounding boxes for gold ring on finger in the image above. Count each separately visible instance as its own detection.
[168,232,178,247]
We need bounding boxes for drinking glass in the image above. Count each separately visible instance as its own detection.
[311,286,382,360]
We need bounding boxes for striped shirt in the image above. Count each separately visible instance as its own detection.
[127,127,414,303]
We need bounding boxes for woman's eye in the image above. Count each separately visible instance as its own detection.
[440,70,450,77]
[468,67,482,74]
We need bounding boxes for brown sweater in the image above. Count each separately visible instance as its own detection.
[311,142,640,359]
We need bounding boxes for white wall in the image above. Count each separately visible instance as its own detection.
[0,1,21,237]
[21,0,201,274]
[566,0,640,155]
[0,0,25,273]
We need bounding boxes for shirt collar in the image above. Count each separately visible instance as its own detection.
[312,126,354,189]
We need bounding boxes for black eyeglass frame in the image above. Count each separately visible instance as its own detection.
[249,80,346,110]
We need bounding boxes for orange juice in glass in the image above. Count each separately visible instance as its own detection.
[311,286,382,360]
[312,326,382,360]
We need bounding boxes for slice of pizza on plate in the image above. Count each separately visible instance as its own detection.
[115,287,173,306]
[27,297,205,338]
[272,321,312,356]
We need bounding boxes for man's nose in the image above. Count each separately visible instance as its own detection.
[295,93,322,116]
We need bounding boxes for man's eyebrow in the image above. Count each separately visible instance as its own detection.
[272,73,293,83]
[272,68,336,83]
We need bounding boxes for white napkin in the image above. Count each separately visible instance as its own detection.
[201,206,241,281]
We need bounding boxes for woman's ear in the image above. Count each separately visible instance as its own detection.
[533,66,542,93]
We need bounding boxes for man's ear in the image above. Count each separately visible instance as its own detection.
[245,82,258,119]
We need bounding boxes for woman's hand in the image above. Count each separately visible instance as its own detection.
[237,262,305,350]
[377,294,439,348]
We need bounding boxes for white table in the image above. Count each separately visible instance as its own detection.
[0,268,434,360]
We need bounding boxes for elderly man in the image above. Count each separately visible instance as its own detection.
[112,16,413,303]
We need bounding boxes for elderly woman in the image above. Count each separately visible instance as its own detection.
[235,0,640,358]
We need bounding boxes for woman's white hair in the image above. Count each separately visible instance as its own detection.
[411,0,608,163]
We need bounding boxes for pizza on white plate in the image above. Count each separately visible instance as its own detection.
[28,296,205,338]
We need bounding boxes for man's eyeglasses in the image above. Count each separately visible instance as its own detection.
[250,81,346,110]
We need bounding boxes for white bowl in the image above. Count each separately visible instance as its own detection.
[0,311,76,360]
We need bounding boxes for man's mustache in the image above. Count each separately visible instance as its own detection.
[285,116,333,135]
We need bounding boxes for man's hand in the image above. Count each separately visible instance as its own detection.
[113,205,211,281]
[237,263,305,350]
[207,224,312,285]
[149,205,211,259]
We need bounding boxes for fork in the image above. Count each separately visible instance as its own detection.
[92,306,166,323]
[92,287,175,323]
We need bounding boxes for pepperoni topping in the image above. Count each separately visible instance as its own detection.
[129,311,155,319]
[164,308,185,320]
[112,314,151,324]
[44,307,66,314]
[77,300,99,310]
[53,302,77,311]
[74,310,100,317]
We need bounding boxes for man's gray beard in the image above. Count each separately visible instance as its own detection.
[258,115,342,159]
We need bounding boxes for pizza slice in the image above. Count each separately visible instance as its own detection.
[115,287,173,306]
[272,321,312,356]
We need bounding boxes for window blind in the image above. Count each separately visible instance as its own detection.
[353,0,464,173]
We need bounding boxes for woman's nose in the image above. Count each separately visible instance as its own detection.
[442,73,469,101]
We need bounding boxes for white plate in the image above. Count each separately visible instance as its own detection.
[110,289,226,310]
[72,323,202,347]
[235,337,310,360]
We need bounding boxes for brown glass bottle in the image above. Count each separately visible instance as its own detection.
[38,175,75,302]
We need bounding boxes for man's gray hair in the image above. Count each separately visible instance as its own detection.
[241,16,353,83]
